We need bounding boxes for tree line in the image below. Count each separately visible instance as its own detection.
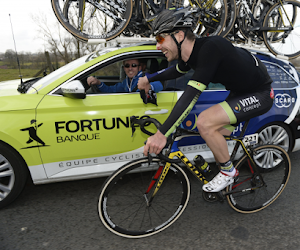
[0,13,103,71]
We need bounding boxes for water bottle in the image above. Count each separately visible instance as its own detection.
[193,155,211,176]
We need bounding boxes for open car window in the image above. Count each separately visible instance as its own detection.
[84,56,168,94]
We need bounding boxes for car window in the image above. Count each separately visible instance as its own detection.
[90,61,123,84]
[85,56,168,94]
[92,61,122,77]
[29,54,91,93]
[264,61,299,89]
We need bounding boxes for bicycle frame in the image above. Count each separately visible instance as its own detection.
[146,120,265,203]
[143,0,167,15]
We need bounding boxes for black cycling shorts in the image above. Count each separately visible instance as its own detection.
[220,87,274,132]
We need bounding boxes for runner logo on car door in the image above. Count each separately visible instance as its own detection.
[20,120,49,149]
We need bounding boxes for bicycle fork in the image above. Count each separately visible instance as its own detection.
[143,150,209,206]
[143,162,172,206]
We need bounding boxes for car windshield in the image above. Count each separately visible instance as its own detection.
[27,54,91,93]
[27,47,119,94]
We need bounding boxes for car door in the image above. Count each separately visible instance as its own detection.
[36,54,176,180]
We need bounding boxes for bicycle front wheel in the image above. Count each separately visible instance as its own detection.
[227,145,291,213]
[262,0,300,59]
[52,0,133,42]
[98,157,190,238]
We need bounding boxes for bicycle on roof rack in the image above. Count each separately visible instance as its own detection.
[51,0,229,41]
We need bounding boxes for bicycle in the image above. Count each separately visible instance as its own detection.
[51,0,228,41]
[262,0,300,59]
[98,116,291,238]
[227,0,300,59]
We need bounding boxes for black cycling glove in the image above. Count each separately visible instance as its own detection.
[140,89,158,106]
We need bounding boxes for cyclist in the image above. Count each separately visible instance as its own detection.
[137,8,274,192]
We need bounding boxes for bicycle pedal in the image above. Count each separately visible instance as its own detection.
[202,191,219,203]
[202,191,225,203]
[234,176,239,183]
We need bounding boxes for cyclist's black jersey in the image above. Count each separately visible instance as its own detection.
[184,37,272,91]
[149,36,272,91]
[147,36,273,136]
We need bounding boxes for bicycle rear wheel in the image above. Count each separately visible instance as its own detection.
[98,157,190,238]
[226,145,291,213]
[262,0,300,59]
[52,0,133,42]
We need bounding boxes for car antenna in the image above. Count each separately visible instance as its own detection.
[9,14,25,92]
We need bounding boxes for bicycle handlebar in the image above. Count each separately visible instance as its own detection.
[130,116,181,163]
[130,116,161,136]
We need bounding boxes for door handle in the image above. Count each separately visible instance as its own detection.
[145,109,168,115]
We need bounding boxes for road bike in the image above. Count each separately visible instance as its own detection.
[168,0,236,38]
[98,116,291,238]
[262,0,300,59]
[227,0,300,59]
[51,0,228,41]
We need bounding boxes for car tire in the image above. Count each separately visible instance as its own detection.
[257,122,292,152]
[0,142,29,209]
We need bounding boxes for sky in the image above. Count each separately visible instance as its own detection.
[0,0,58,53]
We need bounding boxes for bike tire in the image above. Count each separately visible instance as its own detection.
[98,157,190,238]
[219,0,237,37]
[262,0,300,59]
[166,0,228,37]
[226,144,291,213]
[141,0,166,29]
[51,0,133,42]
[236,1,267,45]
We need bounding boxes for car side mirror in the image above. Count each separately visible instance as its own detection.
[61,80,86,99]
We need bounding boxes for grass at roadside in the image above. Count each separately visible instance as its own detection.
[0,68,43,82]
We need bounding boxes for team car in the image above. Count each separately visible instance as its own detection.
[0,43,300,208]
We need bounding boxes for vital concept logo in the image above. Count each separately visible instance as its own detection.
[275,93,295,108]
[233,103,241,113]
[234,96,261,113]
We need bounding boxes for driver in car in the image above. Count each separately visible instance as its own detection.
[87,59,163,93]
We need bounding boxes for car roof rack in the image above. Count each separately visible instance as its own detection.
[88,36,292,62]
[87,37,156,47]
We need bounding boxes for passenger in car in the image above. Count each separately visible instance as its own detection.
[87,59,163,93]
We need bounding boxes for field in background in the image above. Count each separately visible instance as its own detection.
[0,68,44,82]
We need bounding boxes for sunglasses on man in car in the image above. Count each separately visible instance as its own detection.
[123,63,140,68]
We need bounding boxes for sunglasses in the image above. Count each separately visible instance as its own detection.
[155,31,179,44]
[155,33,168,44]
[123,63,140,68]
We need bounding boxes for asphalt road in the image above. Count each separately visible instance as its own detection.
[1,151,300,250]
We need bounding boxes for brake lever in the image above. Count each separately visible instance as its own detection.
[147,153,153,165]
[130,116,138,137]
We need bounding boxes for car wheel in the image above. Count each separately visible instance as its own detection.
[257,122,292,152]
[0,143,28,209]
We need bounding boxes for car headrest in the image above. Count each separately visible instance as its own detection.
[147,59,159,73]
